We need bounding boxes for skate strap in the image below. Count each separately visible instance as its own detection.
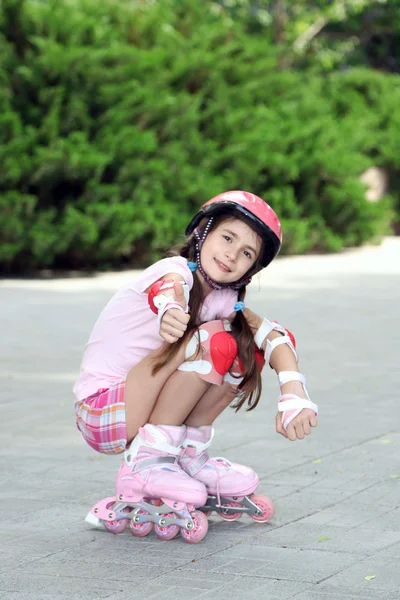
[131,456,177,472]
[183,451,210,476]
[125,424,185,464]
[278,394,318,415]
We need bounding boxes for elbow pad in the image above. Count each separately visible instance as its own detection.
[254,318,298,364]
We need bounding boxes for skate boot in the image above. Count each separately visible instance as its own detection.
[180,426,274,523]
[85,424,209,543]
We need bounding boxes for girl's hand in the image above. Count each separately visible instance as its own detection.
[159,282,190,344]
[276,408,317,441]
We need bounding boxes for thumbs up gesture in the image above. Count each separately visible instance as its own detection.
[159,281,190,344]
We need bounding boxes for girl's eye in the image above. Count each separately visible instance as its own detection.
[244,251,252,259]
[223,235,231,242]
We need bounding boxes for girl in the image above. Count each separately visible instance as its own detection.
[75,190,318,543]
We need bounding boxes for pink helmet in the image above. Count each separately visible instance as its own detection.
[186,190,282,268]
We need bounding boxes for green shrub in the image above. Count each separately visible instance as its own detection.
[0,0,396,272]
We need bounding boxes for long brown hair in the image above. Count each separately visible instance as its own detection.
[151,215,265,412]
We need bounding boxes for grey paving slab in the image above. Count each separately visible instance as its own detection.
[103,576,311,600]
[246,522,400,555]
[313,554,400,595]
[290,586,393,600]
[1,237,400,599]
[0,595,103,600]
[178,544,361,583]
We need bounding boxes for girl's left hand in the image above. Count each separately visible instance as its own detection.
[276,408,317,441]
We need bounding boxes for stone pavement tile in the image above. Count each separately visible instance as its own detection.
[366,542,400,560]
[0,572,49,595]
[51,531,228,565]
[270,488,361,526]
[105,573,252,600]
[22,551,187,581]
[0,594,102,600]
[328,474,384,493]
[104,577,311,600]
[316,555,400,595]
[174,554,265,576]
[0,528,99,552]
[289,584,393,600]
[267,451,396,491]
[262,468,347,491]
[115,587,206,600]
[300,503,391,528]
[204,521,277,543]
[331,480,399,511]
[178,545,360,583]
[0,571,127,598]
[2,497,49,516]
[5,501,93,530]
[190,577,311,600]
[313,581,396,599]
[362,508,400,532]
[247,523,400,556]
[143,571,242,590]
[0,546,54,576]
[98,585,174,600]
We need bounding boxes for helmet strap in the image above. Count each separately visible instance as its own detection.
[193,218,252,291]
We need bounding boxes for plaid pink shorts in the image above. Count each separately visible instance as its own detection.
[75,380,128,454]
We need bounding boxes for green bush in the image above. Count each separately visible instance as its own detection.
[0,0,396,272]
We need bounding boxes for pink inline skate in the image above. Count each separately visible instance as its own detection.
[85,424,209,543]
[180,426,275,523]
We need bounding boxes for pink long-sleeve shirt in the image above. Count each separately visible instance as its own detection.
[73,256,238,401]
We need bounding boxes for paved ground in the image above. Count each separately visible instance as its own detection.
[1,238,399,600]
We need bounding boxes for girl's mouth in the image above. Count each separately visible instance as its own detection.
[214,258,231,273]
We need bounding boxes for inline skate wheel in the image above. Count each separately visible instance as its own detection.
[248,494,274,523]
[220,502,243,521]
[180,510,208,544]
[129,510,154,537]
[103,503,130,534]
[154,513,180,540]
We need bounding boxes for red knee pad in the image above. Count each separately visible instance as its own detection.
[231,345,266,374]
[178,320,238,385]
[210,331,238,375]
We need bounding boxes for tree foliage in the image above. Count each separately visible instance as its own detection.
[0,0,397,272]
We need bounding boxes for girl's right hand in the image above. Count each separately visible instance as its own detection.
[159,282,190,344]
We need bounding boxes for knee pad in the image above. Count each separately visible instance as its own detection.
[178,320,237,385]
[223,345,266,386]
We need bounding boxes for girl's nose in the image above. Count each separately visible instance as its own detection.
[225,249,236,262]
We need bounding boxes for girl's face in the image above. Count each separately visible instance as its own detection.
[200,218,262,285]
